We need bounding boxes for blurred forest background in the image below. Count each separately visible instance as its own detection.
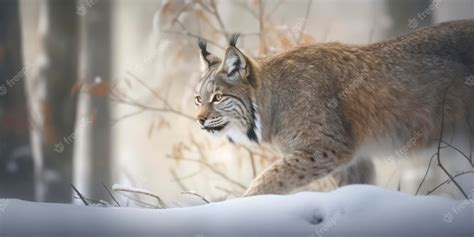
[0,0,473,206]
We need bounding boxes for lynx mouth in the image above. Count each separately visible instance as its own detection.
[203,122,229,132]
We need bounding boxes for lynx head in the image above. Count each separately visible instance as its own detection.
[193,34,261,145]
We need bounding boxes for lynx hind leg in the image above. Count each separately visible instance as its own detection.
[333,158,375,186]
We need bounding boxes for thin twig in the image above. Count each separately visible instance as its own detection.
[266,0,283,18]
[102,182,120,207]
[110,109,147,126]
[296,0,312,44]
[170,168,190,191]
[113,185,167,209]
[167,156,247,189]
[161,29,225,50]
[209,0,229,38]
[118,193,157,208]
[466,115,473,165]
[426,171,474,195]
[415,154,437,195]
[125,71,171,109]
[171,169,202,182]
[440,140,472,164]
[168,1,196,27]
[234,1,258,19]
[181,191,211,203]
[70,183,88,206]
[111,96,194,120]
[434,79,469,199]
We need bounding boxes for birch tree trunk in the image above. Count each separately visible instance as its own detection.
[76,0,112,201]
[30,0,79,202]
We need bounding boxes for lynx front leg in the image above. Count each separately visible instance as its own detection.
[243,148,349,196]
[243,160,306,196]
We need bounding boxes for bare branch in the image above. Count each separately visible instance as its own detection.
[110,96,194,120]
[110,109,147,126]
[161,29,225,50]
[415,153,437,195]
[167,156,247,190]
[209,0,229,38]
[440,140,472,164]
[296,0,312,44]
[170,168,190,191]
[267,0,283,18]
[427,171,474,195]
[112,185,167,209]
[434,79,469,199]
[181,191,211,203]
[415,78,469,199]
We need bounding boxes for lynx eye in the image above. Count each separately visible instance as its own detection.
[213,93,223,102]
[194,96,202,105]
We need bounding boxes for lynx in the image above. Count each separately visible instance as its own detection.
[192,20,474,196]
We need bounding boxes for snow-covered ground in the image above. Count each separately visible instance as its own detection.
[0,185,472,237]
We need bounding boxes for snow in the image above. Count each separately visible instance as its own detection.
[0,185,472,237]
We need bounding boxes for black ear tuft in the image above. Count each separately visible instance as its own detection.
[198,38,210,57]
[229,33,240,47]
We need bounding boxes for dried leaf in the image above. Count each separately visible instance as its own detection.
[277,31,293,49]
[299,32,316,45]
[70,80,83,96]
[195,9,210,24]
[88,81,111,96]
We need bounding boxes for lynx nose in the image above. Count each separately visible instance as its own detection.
[196,104,210,126]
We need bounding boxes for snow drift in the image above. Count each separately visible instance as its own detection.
[0,185,472,237]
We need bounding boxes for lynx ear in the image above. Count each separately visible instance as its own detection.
[222,34,248,84]
[198,38,220,73]
[223,47,247,77]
